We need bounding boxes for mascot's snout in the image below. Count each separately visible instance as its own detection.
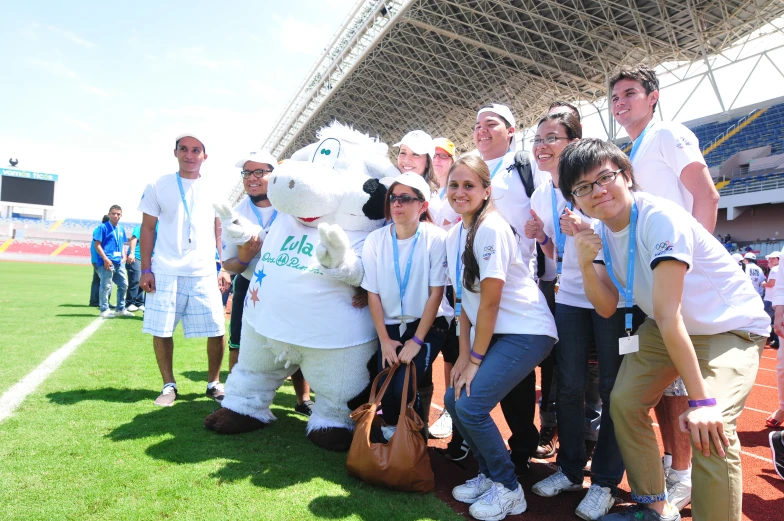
[268,161,343,222]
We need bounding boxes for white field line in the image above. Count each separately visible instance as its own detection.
[0,318,104,423]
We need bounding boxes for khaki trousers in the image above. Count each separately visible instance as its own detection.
[610,318,764,521]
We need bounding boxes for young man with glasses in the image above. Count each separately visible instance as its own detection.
[138,133,230,407]
[609,64,720,511]
[221,150,314,416]
[561,138,767,521]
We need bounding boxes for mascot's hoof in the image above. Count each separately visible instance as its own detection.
[204,407,268,434]
[307,427,354,452]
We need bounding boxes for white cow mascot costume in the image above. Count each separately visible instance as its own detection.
[205,122,398,451]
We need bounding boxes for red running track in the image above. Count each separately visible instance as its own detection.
[426,345,784,520]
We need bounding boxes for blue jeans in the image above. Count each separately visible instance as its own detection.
[765,300,779,345]
[124,259,145,307]
[98,264,128,312]
[444,333,555,491]
[540,362,602,442]
[554,304,643,491]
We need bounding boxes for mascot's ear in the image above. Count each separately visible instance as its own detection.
[362,178,387,221]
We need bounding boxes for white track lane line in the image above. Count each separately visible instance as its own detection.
[0,318,104,423]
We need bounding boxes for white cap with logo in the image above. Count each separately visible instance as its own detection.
[744,252,757,260]
[235,149,278,169]
[393,130,435,158]
[476,103,517,152]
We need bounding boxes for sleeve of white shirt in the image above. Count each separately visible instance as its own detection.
[474,221,511,282]
[360,232,379,294]
[659,125,707,178]
[642,209,694,272]
[428,229,448,287]
[137,182,161,217]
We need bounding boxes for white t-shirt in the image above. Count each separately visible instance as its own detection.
[746,263,766,297]
[484,151,555,280]
[529,181,617,309]
[445,212,558,341]
[764,265,779,303]
[361,222,454,325]
[631,120,707,213]
[248,213,376,348]
[138,173,219,276]
[596,192,769,336]
[223,196,277,280]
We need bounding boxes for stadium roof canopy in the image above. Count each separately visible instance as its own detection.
[231,0,784,202]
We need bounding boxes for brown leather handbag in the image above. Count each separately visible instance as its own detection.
[346,363,435,493]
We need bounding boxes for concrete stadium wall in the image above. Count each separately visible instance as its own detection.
[715,202,784,242]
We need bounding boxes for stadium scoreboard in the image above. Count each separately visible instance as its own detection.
[0,168,58,207]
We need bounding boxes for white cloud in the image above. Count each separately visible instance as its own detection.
[46,25,95,48]
[276,16,332,55]
[165,47,220,69]
[30,58,77,78]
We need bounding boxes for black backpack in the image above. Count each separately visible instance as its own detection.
[507,150,546,278]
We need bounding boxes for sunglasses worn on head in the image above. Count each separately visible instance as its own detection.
[571,169,622,197]
[389,194,424,205]
[241,169,273,178]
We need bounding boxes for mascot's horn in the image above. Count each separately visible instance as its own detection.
[361,178,387,221]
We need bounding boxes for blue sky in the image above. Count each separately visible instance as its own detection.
[0,0,356,221]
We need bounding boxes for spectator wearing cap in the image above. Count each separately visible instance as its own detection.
[472,103,546,475]
[138,133,231,407]
[394,130,439,194]
[744,252,765,297]
[221,149,314,416]
[763,251,780,352]
[94,205,131,319]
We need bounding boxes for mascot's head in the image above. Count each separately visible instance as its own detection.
[267,121,400,232]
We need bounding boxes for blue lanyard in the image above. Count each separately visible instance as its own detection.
[489,157,505,180]
[454,226,464,318]
[439,187,446,199]
[628,120,654,162]
[249,200,278,231]
[550,183,572,275]
[601,198,639,333]
[176,172,196,241]
[109,223,121,257]
[392,224,421,321]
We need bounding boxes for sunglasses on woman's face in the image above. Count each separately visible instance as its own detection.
[389,194,423,205]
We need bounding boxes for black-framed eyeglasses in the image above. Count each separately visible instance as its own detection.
[241,169,273,179]
[571,170,622,197]
[530,136,569,146]
[389,194,424,205]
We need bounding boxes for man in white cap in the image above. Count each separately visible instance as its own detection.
[138,133,230,407]
[744,252,766,297]
[763,251,780,349]
[221,150,314,415]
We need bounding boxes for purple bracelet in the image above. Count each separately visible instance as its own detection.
[237,259,250,267]
[688,397,717,408]
[470,348,485,361]
[141,269,152,275]
[411,335,424,346]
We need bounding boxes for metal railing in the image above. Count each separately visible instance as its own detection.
[718,172,784,195]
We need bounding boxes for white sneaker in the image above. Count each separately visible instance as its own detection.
[116,309,134,317]
[575,484,615,520]
[452,473,494,504]
[127,304,138,312]
[666,469,692,510]
[100,310,115,319]
[429,410,452,439]
[532,468,583,497]
[469,482,527,521]
[381,425,396,441]
[138,304,145,312]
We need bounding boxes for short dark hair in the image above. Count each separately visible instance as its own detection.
[548,101,581,121]
[558,139,638,204]
[608,64,660,114]
[537,112,583,140]
[109,205,122,213]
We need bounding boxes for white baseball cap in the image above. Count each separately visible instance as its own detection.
[380,173,432,199]
[477,103,516,130]
[235,149,277,169]
[744,252,757,260]
[766,251,781,259]
[731,253,743,262]
[393,130,435,158]
[175,133,206,150]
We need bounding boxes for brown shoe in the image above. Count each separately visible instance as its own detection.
[535,426,558,458]
[154,385,177,407]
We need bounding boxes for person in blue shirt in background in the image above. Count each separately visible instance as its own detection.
[94,205,132,318]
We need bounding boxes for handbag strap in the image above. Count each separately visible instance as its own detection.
[369,364,400,406]
[397,363,418,417]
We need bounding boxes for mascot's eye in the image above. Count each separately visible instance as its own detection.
[312,137,341,169]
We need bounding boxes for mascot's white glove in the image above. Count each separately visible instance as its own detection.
[213,202,265,246]
[316,222,364,286]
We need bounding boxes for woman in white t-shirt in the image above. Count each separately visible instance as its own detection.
[561,138,769,521]
[361,173,453,438]
[527,112,641,516]
[444,155,557,521]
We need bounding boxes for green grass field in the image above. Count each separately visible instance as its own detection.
[0,262,460,521]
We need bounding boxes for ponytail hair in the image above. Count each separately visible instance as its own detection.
[447,155,496,293]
